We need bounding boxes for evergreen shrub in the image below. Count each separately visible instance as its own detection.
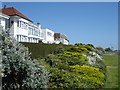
[0,27,49,89]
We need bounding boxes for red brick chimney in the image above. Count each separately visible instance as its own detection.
[4,5,6,8]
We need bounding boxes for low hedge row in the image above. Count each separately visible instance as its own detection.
[21,42,72,59]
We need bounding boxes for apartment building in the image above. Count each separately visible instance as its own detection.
[0,5,69,45]
[54,33,69,45]
[42,28,54,43]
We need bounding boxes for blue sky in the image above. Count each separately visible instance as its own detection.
[2,2,118,50]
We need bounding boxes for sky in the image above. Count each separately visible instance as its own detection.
[1,2,118,50]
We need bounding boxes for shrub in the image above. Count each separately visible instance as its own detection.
[49,67,85,88]
[21,42,71,59]
[43,42,106,88]
[0,27,49,89]
[67,44,93,53]
[44,54,105,88]
[105,48,112,52]
[45,51,88,68]
[70,65,105,88]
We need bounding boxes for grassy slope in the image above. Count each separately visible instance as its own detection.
[103,54,118,88]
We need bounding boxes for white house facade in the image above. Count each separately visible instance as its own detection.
[54,33,69,45]
[42,28,54,44]
[0,13,10,30]
[0,5,69,45]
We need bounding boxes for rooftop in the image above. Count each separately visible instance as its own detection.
[0,6,32,22]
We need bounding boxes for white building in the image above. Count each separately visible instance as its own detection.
[0,5,69,44]
[0,13,10,30]
[42,28,54,43]
[0,6,45,43]
[54,33,69,45]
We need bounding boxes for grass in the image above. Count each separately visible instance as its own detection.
[103,54,119,88]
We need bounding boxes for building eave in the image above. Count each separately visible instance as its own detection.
[0,12,10,19]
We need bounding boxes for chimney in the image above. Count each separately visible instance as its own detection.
[4,5,6,9]
[37,23,41,29]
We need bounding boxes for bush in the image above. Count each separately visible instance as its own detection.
[44,53,105,88]
[70,65,105,88]
[49,67,85,88]
[43,41,107,88]
[44,48,106,88]
[21,42,72,59]
[0,27,49,89]
[105,48,112,52]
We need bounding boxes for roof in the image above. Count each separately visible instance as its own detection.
[54,33,60,39]
[0,7,32,22]
[54,33,68,40]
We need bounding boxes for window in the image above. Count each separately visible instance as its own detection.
[31,28,34,35]
[0,18,1,24]
[5,19,9,29]
[21,22,24,28]
[28,37,30,42]
[19,35,21,42]
[24,22,27,29]
[17,35,19,41]
[41,33,44,37]
[47,32,52,36]
[11,21,14,24]
[28,27,31,35]
[17,21,19,27]
[19,21,28,30]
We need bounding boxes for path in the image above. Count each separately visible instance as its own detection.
[103,54,118,88]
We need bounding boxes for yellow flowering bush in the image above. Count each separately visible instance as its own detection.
[70,65,105,87]
[1,73,4,77]
[80,47,89,52]
[84,45,93,51]
[64,51,88,62]
[44,42,106,88]
[7,39,12,42]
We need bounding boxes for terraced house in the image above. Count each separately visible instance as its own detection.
[0,5,69,45]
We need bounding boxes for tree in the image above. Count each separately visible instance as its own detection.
[0,25,49,89]
[105,48,112,52]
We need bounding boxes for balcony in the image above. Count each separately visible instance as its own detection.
[16,27,28,36]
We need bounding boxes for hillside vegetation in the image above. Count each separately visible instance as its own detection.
[21,42,119,89]
[1,26,118,89]
[0,28,49,89]
[21,42,72,59]
[23,42,107,88]
[21,42,119,88]
[44,44,107,88]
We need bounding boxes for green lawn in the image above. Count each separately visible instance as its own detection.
[103,54,118,88]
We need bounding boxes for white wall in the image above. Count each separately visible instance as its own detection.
[19,18,31,24]
[42,28,54,43]
[63,39,69,45]
[54,38,69,45]
[0,18,6,29]
[0,13,9,30]
[54,40,60,44]
[16,27,28,36]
